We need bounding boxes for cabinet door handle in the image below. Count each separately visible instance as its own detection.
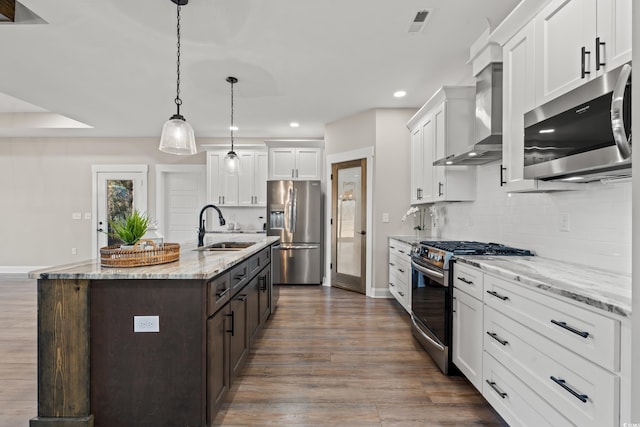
[595,37,606,70]
[226,311,235,336]
[486,331,509,346]
[550,376,588,403]
[259,275,267,291]
[292,169,295,178]
[485,380,508,399]
[500,164,507,187]
[296,169,299,178]
[486,290,509,301]
[550,320,589,338]
[457,276,473,285]
[438,182,443,197]
[215,288,230,299]
[581,46,591,78]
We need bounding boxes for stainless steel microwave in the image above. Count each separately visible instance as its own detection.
[523,63,631,182]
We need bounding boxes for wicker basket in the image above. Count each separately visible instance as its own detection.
[100,240,180,268]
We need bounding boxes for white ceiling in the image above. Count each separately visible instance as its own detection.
[0,0,520,139]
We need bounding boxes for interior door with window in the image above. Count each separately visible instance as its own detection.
[331,159,366,294]
[95,171,147,255]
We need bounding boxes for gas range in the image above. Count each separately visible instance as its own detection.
[412,240,534,270]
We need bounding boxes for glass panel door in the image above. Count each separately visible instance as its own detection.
[331,158,366,294]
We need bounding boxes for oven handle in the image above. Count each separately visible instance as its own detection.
[411,315,445,352]
[411,260,445,282]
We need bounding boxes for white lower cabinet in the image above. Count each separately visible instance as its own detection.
[451,260,627,427]
[388,238,411,312]
[452,287,483,391]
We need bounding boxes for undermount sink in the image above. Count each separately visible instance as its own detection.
[194,241,256,252]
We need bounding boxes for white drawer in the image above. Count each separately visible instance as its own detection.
[389,269,408,296]
[389,239,412,260]
[483,353,573,427]
[483,274,620,371]
[389,270,409,312]
[484,306,619,427]
[389,253,410,277]
[452,262,484,300]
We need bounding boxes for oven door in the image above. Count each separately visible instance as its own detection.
[410,258,451,373]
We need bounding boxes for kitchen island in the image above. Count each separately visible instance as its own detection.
[29,234,279,427]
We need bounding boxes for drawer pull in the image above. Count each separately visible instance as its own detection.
[486,331,509,346]
[237,294,248,302]
[215,288,230,299]
[234,273,246,281]
[457,276,473,285]
[398,268,405,273]
[550,320,589,338]
[550,376,588,403]
[389,262,395,266]
[389,282,395,287]
[399,291,404,296]
[398,249,405,254]
[485,380,508,399]
[486,290,509,301]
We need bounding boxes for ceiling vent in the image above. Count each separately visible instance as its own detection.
[408,10,430,33]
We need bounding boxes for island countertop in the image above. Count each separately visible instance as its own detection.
[29,234,280,281]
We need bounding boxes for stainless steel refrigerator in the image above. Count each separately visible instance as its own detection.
[267,180,323,285]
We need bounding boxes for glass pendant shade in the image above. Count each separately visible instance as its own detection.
[224,150,240,175]
[159,115,197,155]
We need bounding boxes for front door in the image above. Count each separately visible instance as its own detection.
[94,168,147,256]
[331,159,367,294]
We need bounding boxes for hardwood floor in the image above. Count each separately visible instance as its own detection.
[213,285,507,426]
[0,279,506,426]
[0,278,37,427]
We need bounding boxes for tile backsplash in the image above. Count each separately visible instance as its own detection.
[436,163,631,274]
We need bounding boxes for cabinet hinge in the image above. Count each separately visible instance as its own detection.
[330,173,333,180]
[330,263,332,270]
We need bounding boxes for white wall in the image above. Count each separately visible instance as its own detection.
[437,162,631,274]
[0,137,266,268]
[325,108,417,295]
[631,0,639,419]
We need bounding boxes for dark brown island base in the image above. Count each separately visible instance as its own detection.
[29,235,280,427]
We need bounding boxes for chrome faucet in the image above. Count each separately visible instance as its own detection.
[198,204,226,247]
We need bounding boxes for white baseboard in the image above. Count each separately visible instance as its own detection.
[0,266,49,279]
[369,288,393,298]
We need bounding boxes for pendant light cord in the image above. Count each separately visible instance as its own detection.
[230,78,235,151]
[174,3,182,116]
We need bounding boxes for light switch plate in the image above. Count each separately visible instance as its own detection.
[382,213,389,223]
[134,315,160,333]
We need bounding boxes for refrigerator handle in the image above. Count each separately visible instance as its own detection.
[287,186,294,231]
[292,187,298,233]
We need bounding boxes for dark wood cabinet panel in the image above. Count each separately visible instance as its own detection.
[247,276,260,343]
[207,304,230,425]
[229,293,249,385]
[90,279,205,427]
[258,267,271,324]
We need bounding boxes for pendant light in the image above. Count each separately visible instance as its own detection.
[224,76,240,175]
[159,0,197,155]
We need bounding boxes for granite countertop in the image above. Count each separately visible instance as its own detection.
[455,255,632,318]
[389,234,447,246]
[30,234,280,281]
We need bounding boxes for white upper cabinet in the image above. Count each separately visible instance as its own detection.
[205,146,267,207]
[534,0,631,105]
[267,144,323,181]
[407,88,475,204]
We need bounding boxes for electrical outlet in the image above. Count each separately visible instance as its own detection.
[84,212,92,220]
[559,213,570,232]
[382,213,389,223]
[72,212,81,220]
[71,248,77,255]
[134,316,160,333]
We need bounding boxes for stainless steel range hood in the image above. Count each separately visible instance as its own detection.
[434,63,503,166]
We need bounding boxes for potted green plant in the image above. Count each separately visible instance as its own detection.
[108,209,149,248]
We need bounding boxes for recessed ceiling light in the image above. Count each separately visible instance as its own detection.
[539,129,555,134]
[229,126,238,131]
[290,122,300,128]
[562,176,584,181]
[445,161,453,165]
[394,91,407,98]
[468,152,477,157]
